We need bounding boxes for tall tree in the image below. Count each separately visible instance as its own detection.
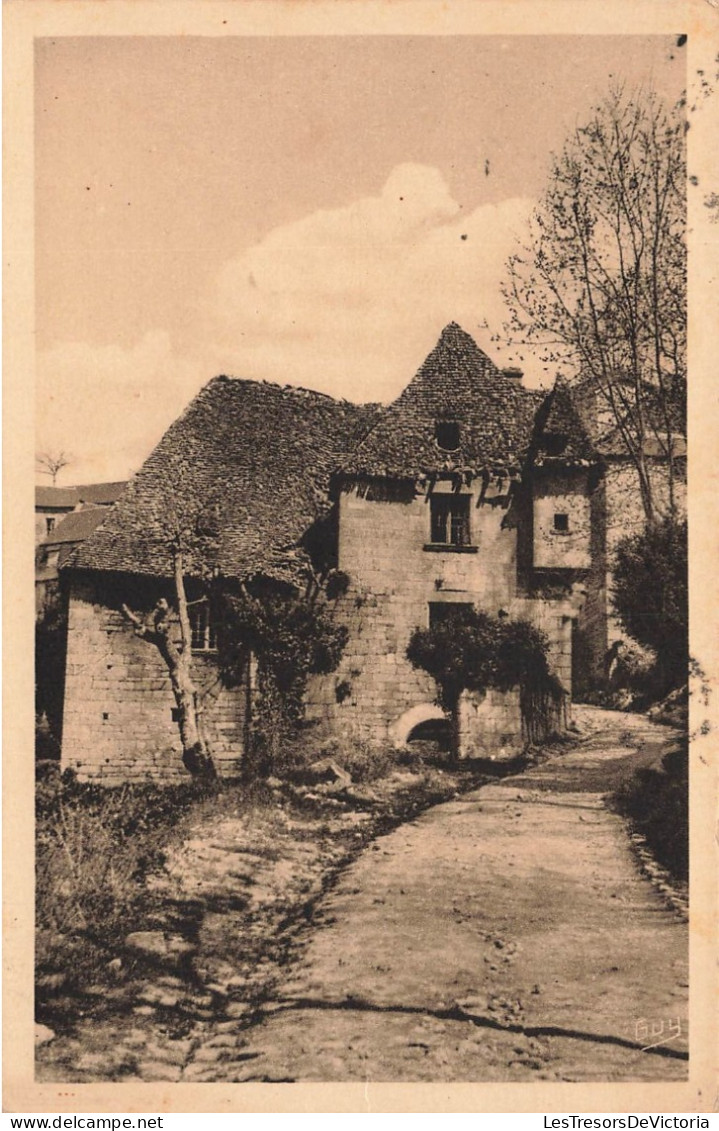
[504,88,686,523]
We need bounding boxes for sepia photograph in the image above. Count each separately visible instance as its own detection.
[4,0,718,1114]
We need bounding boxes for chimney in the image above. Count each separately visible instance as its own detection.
[502,366,524,385]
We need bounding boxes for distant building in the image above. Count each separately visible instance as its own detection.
[35,482,127,614]
[35,482,126,545]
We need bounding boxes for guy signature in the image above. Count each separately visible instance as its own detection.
[634,1017,685,1051]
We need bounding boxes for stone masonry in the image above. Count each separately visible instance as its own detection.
[61,577,246,783]
[304,476,583,758]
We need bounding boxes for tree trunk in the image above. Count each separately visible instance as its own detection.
[155,629,215,779]
[449,699,462,763]
[122,581,216,780]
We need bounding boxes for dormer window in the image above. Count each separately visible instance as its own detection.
[543,433,568,457]
[435,420,460,452]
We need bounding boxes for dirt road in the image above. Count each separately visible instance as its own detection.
[195,708,687,1082]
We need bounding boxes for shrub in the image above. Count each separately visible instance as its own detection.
[285,736,397,784]
[333,740,396,783]
[609,639,657,693]
[612,737,688,881]
[219,572,350,776]
[407,607,564,754]
[612,517,688,694]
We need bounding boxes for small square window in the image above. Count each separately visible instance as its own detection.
[553,513,569,533]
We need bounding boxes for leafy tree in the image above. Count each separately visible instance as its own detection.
[219,569,350,776]
[611,516,688,693]
[406,608,562,757]
[504,88,686,522]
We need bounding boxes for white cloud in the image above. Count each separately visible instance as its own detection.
[208,163,539,403]
[36,332,203,483]
[37,166,544,481]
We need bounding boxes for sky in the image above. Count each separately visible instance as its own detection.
[34,34,686,483]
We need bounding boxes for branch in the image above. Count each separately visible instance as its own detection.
[121,599,171,646]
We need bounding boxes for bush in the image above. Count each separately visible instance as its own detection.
[286,736,397,784]
[407,608,564,753]
[612,517,688,694]
[333,740,396,783]
[612,737,688,881]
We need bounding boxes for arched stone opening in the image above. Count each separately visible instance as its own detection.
[388,702,447,749]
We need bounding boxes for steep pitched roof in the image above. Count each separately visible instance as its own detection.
[70,377,380,582]
[530,377,599,467]
[342,323,543,480]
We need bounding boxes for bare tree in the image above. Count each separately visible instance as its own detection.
[503,88,686,523]
[36,451,72,486]
[120,474,221,780]
[121,537,216,780]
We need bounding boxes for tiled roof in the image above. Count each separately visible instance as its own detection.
[531,377,599,467]
[42,506,111,549]
[75,481,127,505]
[35,486,80,509]
[594,424,687,459]
[70,377,380,582]
[341,323,544,480]
[35,481,126,509]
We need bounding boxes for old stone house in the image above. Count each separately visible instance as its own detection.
[60,323,644,783]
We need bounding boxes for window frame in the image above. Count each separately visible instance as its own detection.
[426,493,475,552]
[552,512,570,535]
[188,600,218,653]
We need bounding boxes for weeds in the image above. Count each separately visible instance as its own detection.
[611,737,688,882]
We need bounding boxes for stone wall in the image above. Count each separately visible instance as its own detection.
[305,479,571,756]
[61,576,246,783]
[532,468,592,571]
[457,688,523,760]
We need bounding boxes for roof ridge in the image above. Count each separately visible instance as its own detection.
[209,372,373,410]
